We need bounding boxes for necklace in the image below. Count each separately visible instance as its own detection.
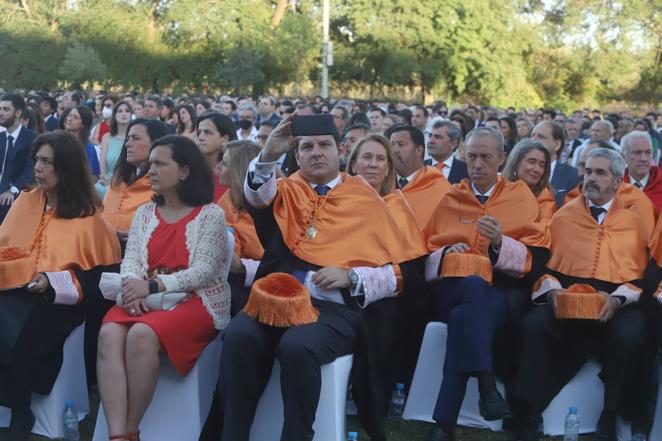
[305,192,330,240]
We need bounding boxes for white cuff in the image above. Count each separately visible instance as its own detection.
[611,284,641,306]
[244,155,278,208]
[353,265,397,308]
[531,275,562,303]
[45,271,81,305]
[241,258,260,287]
[494,235,528,277]
[425,248,446,282]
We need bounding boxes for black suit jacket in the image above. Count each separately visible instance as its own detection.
[551,162,580,207]
[423,157,469,184]
[0,127,37,194]
[44,115,59,132]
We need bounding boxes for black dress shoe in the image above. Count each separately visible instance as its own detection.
[425,424,455,441]
[8,407,35,441]
[478,389,512,421]
[510,415,543,441]
[595,413,617,441]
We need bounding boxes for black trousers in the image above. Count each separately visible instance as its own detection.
[514,303,650,418]
[218,300,361,441]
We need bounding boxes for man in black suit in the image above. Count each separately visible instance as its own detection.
[532,121,579,207]
[40,96,60,132]
[424,120,469,184]
[0,94,37,223]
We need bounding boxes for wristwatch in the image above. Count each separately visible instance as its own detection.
[348,269,360,290]
[148,279,159,294]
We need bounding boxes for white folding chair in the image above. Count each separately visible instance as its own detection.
[93,232,234,441]
[249,354,354,441]
[0,322,89,439]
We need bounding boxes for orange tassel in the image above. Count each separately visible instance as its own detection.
[555,284,605,320]
[440,249,493,284]
[243,273,319,327]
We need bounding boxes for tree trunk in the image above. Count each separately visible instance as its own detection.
[271,0,288,27]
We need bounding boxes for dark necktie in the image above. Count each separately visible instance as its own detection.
[634,182,643,189]
[314,185,330,196]
[398,177,409,189]
[590,206,606,222]
[0,135,13,174]
[476,194,489,205]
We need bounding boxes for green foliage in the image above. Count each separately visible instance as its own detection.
[0,0,658,109]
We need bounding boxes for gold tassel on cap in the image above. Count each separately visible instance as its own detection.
[555,284,606,320]
[243,273,319,327]
[440,248,493,284]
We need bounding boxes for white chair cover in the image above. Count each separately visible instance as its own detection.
[0,322,89,439]
[249,354,354,441]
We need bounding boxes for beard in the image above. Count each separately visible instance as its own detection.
[0,114,15,129]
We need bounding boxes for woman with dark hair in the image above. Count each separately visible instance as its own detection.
[195,100,211,117]
[103,118,169,244]
[0,131,120,440]
[502,139,556,222]
[196,111,237,201]
[216,140,264,314]
[98,135,230,441]
[499,115,518,154]
[176,104,197,141]
[60,104,101,178]
[22,103,46,134]
[96,101,133,198]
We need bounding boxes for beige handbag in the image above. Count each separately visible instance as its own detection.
[100,273,190,311]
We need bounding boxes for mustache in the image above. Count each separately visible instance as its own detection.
[584,183,599,191]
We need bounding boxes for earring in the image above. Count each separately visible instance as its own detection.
[180,177,185,181]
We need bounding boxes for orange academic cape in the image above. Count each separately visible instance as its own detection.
[566,183,657,234]
[0,188,121,290]
[400,166,451,229]
[272,172,414,269]
[383,190,429,261]
[218,191,265,260]
[102,175,153,232]
[425,177,550,274]
[650,215,662,268]
[546,193,652,284]
[537,187,557,225]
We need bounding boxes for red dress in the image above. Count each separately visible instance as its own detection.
[103,206,218,375]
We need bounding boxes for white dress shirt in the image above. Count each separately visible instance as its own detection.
[429,156,454,179]
[587,198,613,225]
[0,125,22,189]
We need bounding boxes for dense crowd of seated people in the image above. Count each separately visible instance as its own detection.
[0,89,661,441]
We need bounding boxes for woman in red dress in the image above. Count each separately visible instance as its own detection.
[97,135,231,441]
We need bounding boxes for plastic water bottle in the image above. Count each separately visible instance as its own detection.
[63,400,79,441]
[563,406,579,441]
[387,383,406,418]
[346,431,358,441]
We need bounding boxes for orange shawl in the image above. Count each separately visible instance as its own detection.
[272,172,410,268]
[547,193,652,283]
[383,190,428,261]
[566,183,656,234]
[102,175,153,232]
[218,192,264,260]
[400,166,451,229]
[537,187,557,225]
[425,177,550,270]
[0,189,121,289]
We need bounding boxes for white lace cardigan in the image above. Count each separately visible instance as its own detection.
[120,202,231,330]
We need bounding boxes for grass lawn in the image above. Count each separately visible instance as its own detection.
[0,395,596,441]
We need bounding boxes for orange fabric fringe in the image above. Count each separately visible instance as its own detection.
[440,248,493,284]
[243,273,319,327]
[555,284,605,320]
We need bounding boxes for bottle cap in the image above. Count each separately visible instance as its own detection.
[569,406,577,414]
[395,383,404,390]
[65,400,73,408]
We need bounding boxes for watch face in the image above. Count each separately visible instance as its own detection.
[349,270,359,284]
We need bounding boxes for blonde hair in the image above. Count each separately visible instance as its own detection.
[221,140,262,210]
[346,134,396,197]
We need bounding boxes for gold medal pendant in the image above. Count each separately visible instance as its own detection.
[305,225,317,239]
